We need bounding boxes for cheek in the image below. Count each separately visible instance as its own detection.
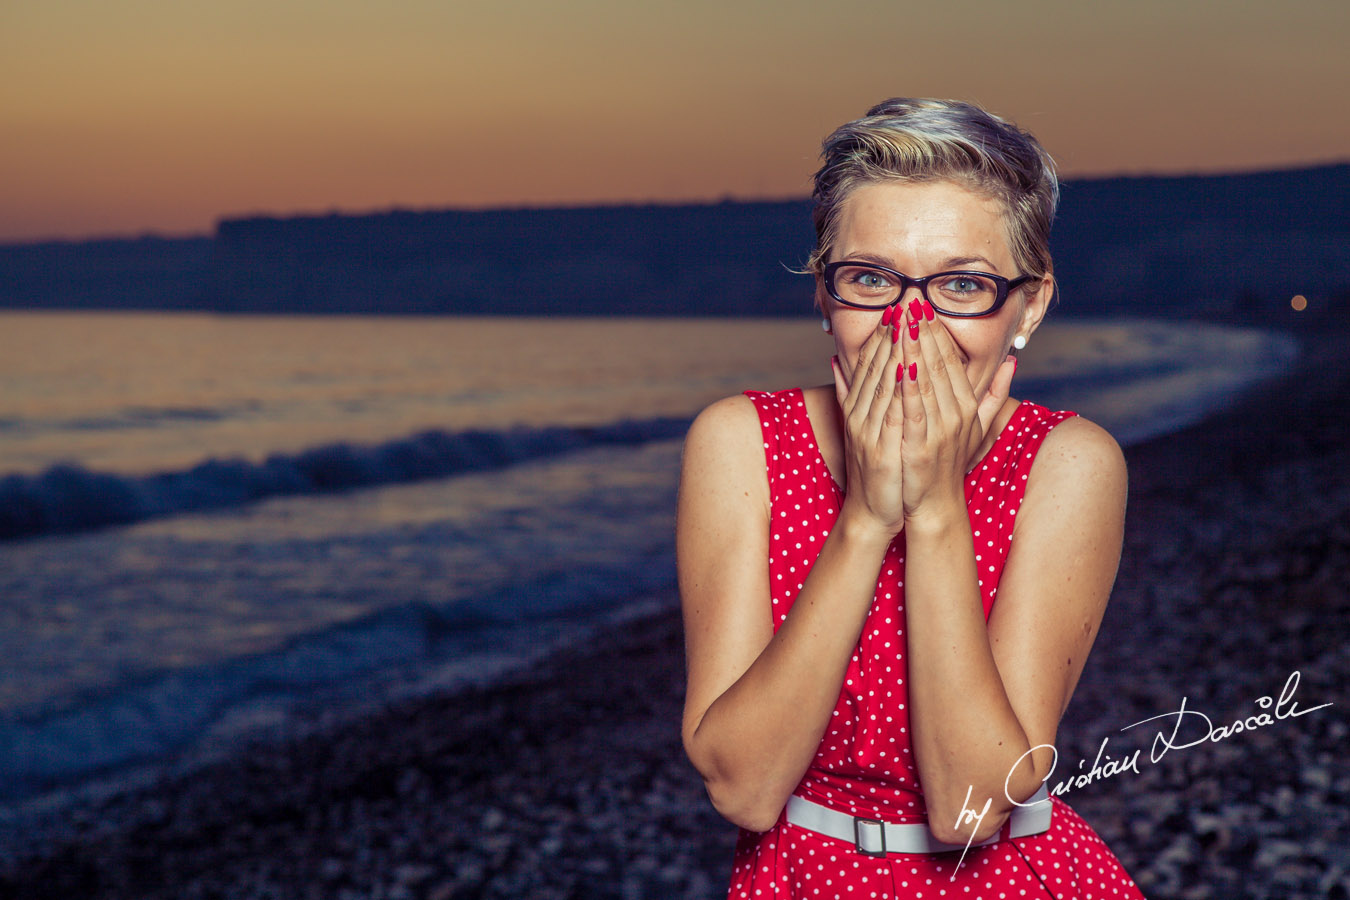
[945,322,1016,382]
[834,335,866,383]
[833,312,884,365]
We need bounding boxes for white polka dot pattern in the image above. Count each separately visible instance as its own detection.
[725,388,1142,899]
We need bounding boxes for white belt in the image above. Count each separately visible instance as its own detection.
[785,786,1052,857]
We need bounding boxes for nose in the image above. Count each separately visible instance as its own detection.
[898,279,927,306]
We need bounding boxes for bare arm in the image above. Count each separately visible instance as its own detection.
[897,306,1127,844]
[678,321,907,832]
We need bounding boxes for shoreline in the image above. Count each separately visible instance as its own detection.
[2,321,1348,898]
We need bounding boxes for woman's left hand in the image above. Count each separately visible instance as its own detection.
[898,298,1016,526]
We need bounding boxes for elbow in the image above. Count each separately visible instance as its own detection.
[925,807,1009,846]
[922,790,1011,847]
[684,733,787,832]
[703,776,786,833]
[921,744,1054,846]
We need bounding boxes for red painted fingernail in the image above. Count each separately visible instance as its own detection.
[896,364,904,382]
[923,300,935,321]
[881,305,894,326]
[831,355,840,369]
[891,324,901,344]
[908,362,918,382]
[908,298,922,321]
[1010,355,1018,375]
[908,319,919,340]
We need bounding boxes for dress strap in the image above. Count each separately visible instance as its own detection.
[743,388,813,504]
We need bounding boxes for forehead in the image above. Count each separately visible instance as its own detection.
[834,179,1014,269]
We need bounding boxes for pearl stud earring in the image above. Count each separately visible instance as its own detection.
[821,318,833,335]
[1013,334,1028,350]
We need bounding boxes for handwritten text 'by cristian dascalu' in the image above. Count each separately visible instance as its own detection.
[947,670,1333,877]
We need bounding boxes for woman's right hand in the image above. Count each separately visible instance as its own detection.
[831,312,908,539]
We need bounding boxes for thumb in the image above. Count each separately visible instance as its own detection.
[976,355,1017,435]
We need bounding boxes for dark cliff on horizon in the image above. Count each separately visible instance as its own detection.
[2,164,1347,318]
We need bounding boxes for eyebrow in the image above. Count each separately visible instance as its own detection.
[840,252,1005,273]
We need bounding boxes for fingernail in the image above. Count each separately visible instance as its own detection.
[923,300,935,321]
[831,354,840,370]
[908,318,919,340]
[891,324,901,344]
[881,305,894,327]
[907,298,922,321]
[1010,355,1018,375]
[908,362,918,382]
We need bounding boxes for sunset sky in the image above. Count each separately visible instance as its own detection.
[2,0,1346,242]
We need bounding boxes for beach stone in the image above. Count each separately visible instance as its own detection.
[1256,838,1310,869]
[319,858,346,882]
[393,863,435,886]
[1301,765,1332,792]
[481,807,506,832]
[1157,833,1199,868]
[1320,865,1350,895]
[1269,785,1299,818]
[1190,812,1231,851]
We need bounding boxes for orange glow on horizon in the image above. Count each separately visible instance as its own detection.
[2,0,1347,242]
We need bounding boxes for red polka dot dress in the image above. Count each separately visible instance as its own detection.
[729,388,1143,900]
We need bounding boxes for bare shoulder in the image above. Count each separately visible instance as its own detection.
[682,393,770,475]
[1029,413,1127,498]
[679,393,771,520]
[1009,413,1127,547]
[685,393,763,449]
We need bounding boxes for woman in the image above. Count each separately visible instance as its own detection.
[677,98,1143,898]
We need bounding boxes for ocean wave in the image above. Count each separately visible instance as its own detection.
[0,417,691,541]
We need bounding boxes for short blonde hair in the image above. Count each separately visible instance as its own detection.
[808,98,1060,292]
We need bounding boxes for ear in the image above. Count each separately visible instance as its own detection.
[1017,274,1054,342]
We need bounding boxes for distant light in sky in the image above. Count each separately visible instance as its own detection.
[1,0,1347,242]
[1291,295,1308,311]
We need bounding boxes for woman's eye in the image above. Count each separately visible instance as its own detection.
[855,271,891,289]
[942,276,981,294]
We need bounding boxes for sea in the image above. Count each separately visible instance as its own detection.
[0,311,1299,834]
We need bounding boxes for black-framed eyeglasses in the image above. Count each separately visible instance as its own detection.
[824,261,1036,318]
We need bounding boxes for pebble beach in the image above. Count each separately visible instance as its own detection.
[2,321,1347,900]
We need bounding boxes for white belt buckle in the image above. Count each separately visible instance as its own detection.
[853,816,886,857]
